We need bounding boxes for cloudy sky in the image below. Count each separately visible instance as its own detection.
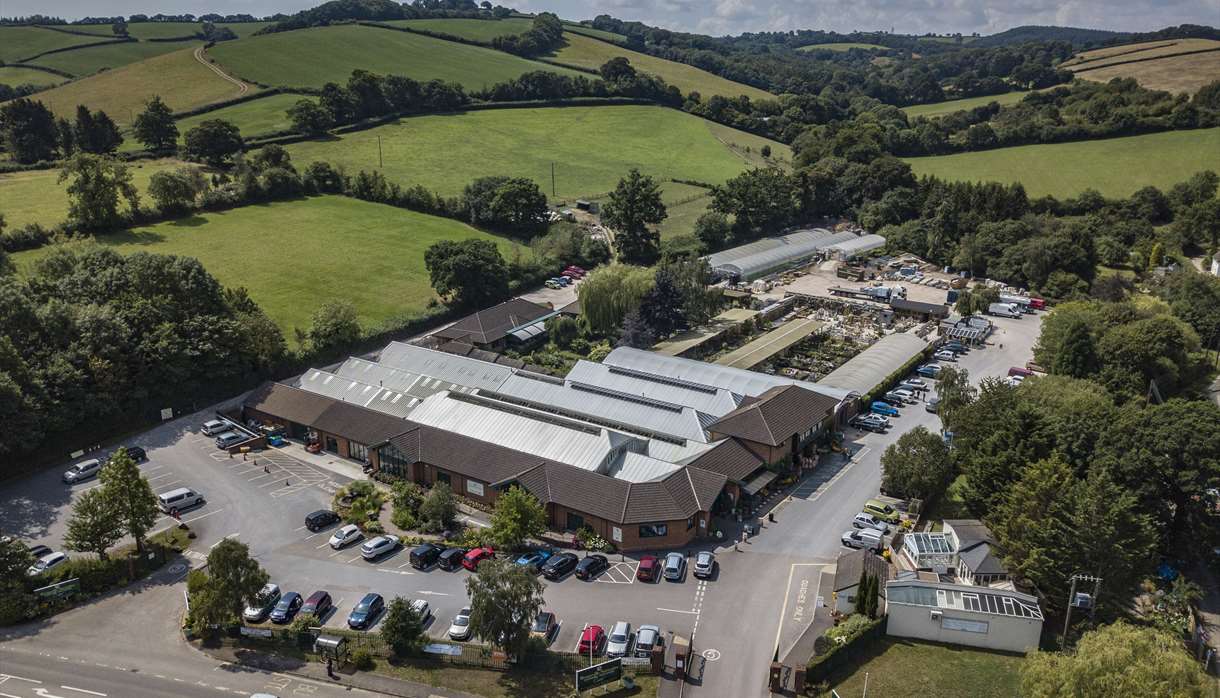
[9,0,1220,36]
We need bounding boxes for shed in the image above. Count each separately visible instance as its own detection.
[886,580,1043,653]
[818,333,929,397]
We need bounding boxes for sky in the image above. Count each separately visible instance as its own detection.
[8,0,1220,37]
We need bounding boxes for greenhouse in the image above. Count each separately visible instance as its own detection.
[818,333,929,396]
[706,228,863,281]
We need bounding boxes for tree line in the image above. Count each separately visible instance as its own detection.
[255,0,514,36]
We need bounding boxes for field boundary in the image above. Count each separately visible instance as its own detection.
[1064,40,1179,67]
[5,63,75,79]
[16,36,136,66]
[31,24,115,38]
[1069,46,1220,74]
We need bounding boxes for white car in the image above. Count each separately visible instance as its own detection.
[933,350,958,362]
[411,599,431,622]
[890,388,916,403]
[606,621,633,658]
[852,512,890,534]
[899,378,927,391]
[448,607,472,640]
[329,524,363,549]
[62,459,102,484]
[361,535,401,560]
[201,419,229,436]
[27,551,67,576]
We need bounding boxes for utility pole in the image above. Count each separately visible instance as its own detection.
[551,162,556,197]
[1061,573,1102,646]
[377,136,383,169]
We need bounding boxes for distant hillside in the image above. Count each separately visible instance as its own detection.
[972,25,1124,47]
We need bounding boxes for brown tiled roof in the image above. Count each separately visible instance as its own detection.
[685,438,765,482]
[834,549,892,592]
[434,298,553,346]
[706,385,838,446]
[508,462,725,525]
[244,382,411,446]
[437,340,476,356]
[415,424,550,485]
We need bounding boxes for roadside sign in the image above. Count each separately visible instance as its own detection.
[576,658,622,692]
[423,643,463,656]
[240,626,273,638]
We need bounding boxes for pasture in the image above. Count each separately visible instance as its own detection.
[26,48,245,126]
[904,127,1220,198]
[13,196,521,337]
[282,105,789,200]
[0,25,111,63]
[798,42,887,51]
[0,66,66,88]
[657,181,714,239]
[29,40,193,77]
[123,21,271,40]
[902,90,1031,119]
[563,24,627,44]
[551,33,774,101]
[0,158,186,230]
[208,24,585,90]
[175,93,304,140]
[1064,39,1220,93]
[385,17,533,42]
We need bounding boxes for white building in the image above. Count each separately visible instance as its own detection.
[885,580,1043,653]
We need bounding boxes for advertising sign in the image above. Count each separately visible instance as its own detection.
[576,658,622,692]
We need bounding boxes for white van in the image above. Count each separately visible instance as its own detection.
[158,487,204,513]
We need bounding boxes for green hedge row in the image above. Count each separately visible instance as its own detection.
[805,616,886,683]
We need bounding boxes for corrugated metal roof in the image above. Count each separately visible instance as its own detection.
[826,233,886,257]
[602,347,853,403]
[714,317,822,370]
[607,452,683,483]
[378,342,516,391]
[707,229,862,280]
[818,333,929,396]
[565,360,745,417]
[406,391,642,473]
[292,369,418,418]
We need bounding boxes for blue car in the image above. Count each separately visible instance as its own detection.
[871,401,899,417]
[515,550,554,572]
[916,364,942,378]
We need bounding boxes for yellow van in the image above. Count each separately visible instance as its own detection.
[863,498,900,524]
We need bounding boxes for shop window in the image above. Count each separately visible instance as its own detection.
[566,512,585,531]
[639,523,668,538]
[349,442,368,463]
[437,471,451,486]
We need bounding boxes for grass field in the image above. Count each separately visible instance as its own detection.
[0,25,115,63]
[828,638,1024,698]
[902,90,1030,118]
[1065,38,1220,69]
[28,48,245,126]
[123,21,271,40]
[13,196,522,337]
[563,24,627,44]
[29,39,194,77]
[175,93,304,139]
[904,127,1220,197]
[0,66,67,88]
[0,158,186,229]
[798,42,887,51]
[209,24,585,90]
[385,17,533,42]
[657,181,713,238]
[551,33,773,101]
[283,105,789,200]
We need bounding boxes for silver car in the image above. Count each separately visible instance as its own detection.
[63,459,102,484]
[448,607,472,641]
[663,552,686,581]
[634,624,662,658]
[693,551,715,579]
[606,621,632,658]
[360,535,401,560]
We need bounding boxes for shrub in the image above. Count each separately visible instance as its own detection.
[391,508,417,531]
[350,648,374,671]
[0,223,51,252]
[363,521,384,535]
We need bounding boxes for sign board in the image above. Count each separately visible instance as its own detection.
[621,656,651,667]
[467,480,485,497]
[35,577,80,598]
[161,407,174,421]
[240,626,273,638]
[576,658,622,692]
[423,643,463,656]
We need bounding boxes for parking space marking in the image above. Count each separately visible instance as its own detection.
[146,473,175,482]
[246,473,273,482]
[327,549,346,558]
[377,568,415,576]
[656,607,698,614]
[316,541,333,549]
[594,561,639,584]
[346,553,364,564]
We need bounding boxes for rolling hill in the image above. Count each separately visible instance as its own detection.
[173,93,303,140]
[903,91,1031,119]
[798,42,887,52]
[551,32,773,100]
[0,25,117,63]
[0,66,67,89]
[384,17,533,42]
[28,40,194,77]
[208,24,586,90]
[0,158,186,230]
[123,21,270,40]
[1063,38,1220,93]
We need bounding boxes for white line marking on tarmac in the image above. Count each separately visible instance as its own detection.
[656,607,698,614]
[61,686,108,696]
[773,563,821,655]
[0,673,40,683]
[0,691,20,698]
[293,525,308,531]
[146,473,175,482]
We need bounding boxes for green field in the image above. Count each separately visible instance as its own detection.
[283,105,789,201]
[903,90,1031,118]
[29,48,245,126]
[209,24,585,90]
[13,196,521,336]
[563,24,627,44]
[657,181,713,238]
[830,638,1024,698]
[175,93,304,139]
[0,159,186,229]
[552,33,773,101]
[798,42,887,51]
[0,66,66,88]
[904,127,1220,197]
[385,17,533,42]
[123,21,271,40]
[29,39,194,76]
[0,25,114,63]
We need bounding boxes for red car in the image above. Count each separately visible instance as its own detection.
[462,546,495,571]
[636,555,659,582]
[578,624,606,655]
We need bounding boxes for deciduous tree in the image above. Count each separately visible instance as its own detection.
[419,483,457,533]
[190,539,268,632]
[58,154,140,230]
[489,486,547,551]
[465,559,545,658]
[424,239,509,310]
[100,449,160,553]
[0,539,36,624]
[380,597,425,657]
[0,98,60,163]
[74,105,122,155]
[880,426,952,501]
[64,487,123,560]
[287,99,334,136]
[602,169,665,265]
[304,300,360,353]
[147,168,205,214]
[133,96,178,152]
[183,119,242,167]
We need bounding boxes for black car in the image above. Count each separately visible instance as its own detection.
[122,446,147,462]
[541,552,579,580]
[409,542,444,570]
[26,544,53,560]
[438,547,467,571]
[269,592,303,624]
[575,554,609,581]
[348,593,384,629]
[305,510,340,532]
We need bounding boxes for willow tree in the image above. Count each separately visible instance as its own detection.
[577,263,655,335]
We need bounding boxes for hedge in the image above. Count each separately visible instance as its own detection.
[805,616,887,684]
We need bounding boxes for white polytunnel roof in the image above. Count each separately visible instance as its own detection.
[818,333,929,396]
[705,228,863,281]
[826,234,886,258]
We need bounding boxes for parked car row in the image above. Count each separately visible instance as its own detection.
[202,418,254,450]
[579,621,665,659]
[61,445,147,485]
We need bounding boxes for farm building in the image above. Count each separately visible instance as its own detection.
[825,233,886,260]
[886,579,1043,653]
[818,332,931,397]
[706,228,863,282]
[432,297,568,350]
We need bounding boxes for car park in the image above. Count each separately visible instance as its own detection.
[663,552,686,581]
[863,498,901,524]
[634,625,662,658]
[410,542,444,569]
[410,599,431,622]
[347,593,383,629]
[933,350,957,362]
[448,607,472,640]
[636,555,660,582]
[852,512,890,533]
[870,401,899,417]
[693,551,716,579]
[881,391,907,407]
[898,379,927,393]
[462,546,495,571]
[329,524,363,550]
[515,549,554,572]
[201,419,229,436]
[606,621,633,657]
[361,535,401,560]
[27,551,67,576]
[269,592,303,624]
[890,388,916,403]
[243,583,281,622]
[841,529,883,552]
[943,342,968,354]
[304,509,340,532]
[215,431,246,449]
[531,611,558,643]
[575,554,609,580]
[544,279,562,289]
[157,487,203,513]
[62,459,102,484]
[578,625,606,655]
[300,591,332,618]
[438,546,467,571]
[542,552,579,579]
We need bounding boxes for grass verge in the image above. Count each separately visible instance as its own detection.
[820,637,1024,698]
